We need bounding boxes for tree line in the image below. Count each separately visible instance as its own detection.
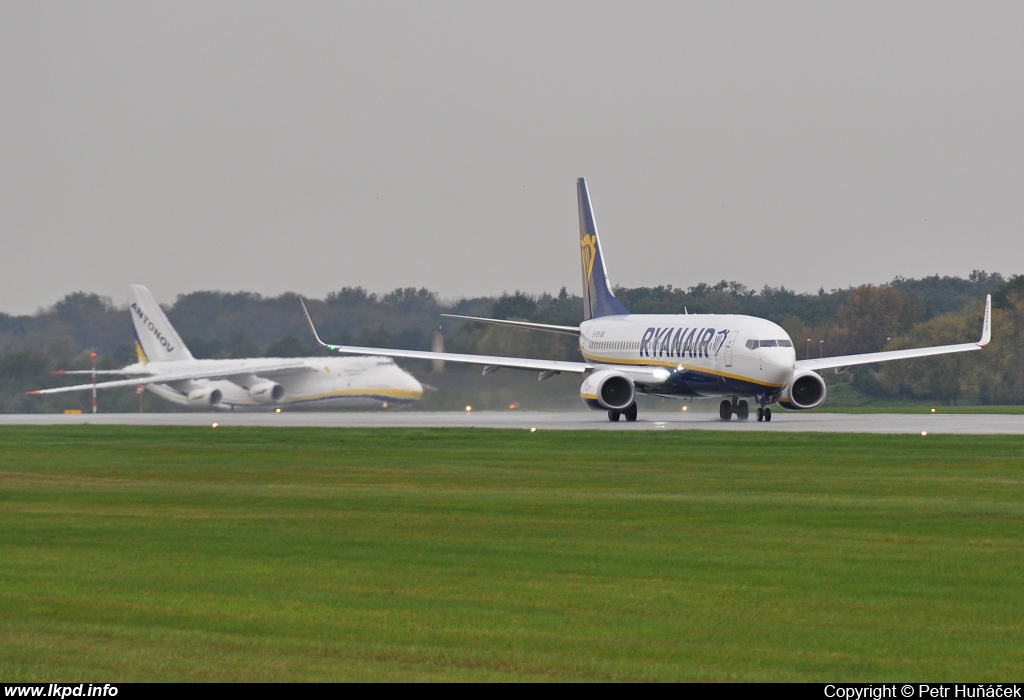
[1,271,1020,411]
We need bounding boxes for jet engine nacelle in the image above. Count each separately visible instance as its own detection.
[187,387,223,407]
[778,370,827,410]
[580,370,635,411]
[249,381,285,404]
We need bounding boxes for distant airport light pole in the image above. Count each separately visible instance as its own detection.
[806,338,811,360]
[91,351,98,414]
[431,327,445,372]
[819,340,824,359]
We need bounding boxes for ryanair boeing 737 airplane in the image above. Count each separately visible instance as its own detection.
[30,284,424,410]
[302,178,990,422]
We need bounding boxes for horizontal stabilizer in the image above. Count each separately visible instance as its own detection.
[441,314,580,336]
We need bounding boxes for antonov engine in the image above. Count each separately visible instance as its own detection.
[248,381,285,404]
[186,387,223,407]
[580,369,635,411]
[779,370,827,410]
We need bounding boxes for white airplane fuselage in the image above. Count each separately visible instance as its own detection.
[299,177,990,423]
[578,314,795,402]
[31,285,428,412]
[131,355,424,411]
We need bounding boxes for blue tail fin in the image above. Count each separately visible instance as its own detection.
[578,178,629,320]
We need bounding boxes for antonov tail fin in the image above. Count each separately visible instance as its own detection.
[128,285,193,363]
[577,178,629,320]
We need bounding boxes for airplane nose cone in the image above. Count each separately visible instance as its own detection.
[403,372,425,401]
[764,349,796,386]
[410,380,424,401]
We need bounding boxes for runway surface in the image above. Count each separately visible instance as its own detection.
[1,411,1023,434]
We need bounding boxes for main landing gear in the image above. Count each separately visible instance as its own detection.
[608,402,638,422]
[719,399,750,421]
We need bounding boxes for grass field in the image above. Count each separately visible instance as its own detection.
[2,427,1023,681]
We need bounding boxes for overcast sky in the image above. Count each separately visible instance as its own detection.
[1,1,1022,314]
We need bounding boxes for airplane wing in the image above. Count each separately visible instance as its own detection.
[795,295,991,372]
[440,314,581,336]
[299,300,676,384]
[28,360,313,395]
[301,299,592,376]
[53,370,147,376]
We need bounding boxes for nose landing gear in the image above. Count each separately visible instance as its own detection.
[752,391,774,422]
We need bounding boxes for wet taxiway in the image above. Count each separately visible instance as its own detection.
[1,411,1022,434]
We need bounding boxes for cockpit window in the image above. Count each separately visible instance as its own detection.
[746,339,793,349]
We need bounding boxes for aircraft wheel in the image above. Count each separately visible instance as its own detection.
[764,407,772,422]
[608,410,621,422]
[625,402,638,422]
[736,400,749,420]
[756,407,764,422]
[719,400,733,420]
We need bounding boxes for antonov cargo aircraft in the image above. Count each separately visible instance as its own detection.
[30,284,423,410]
[301,178,990,423]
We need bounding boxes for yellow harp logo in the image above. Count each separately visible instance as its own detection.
[580,234,597,286]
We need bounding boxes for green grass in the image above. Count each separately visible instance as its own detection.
[2,427,1024,681]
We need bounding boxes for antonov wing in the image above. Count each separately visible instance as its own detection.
[796,295,991,372]
[28,359,313,396]
[301,299,592,376]
[54,370,147,376]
